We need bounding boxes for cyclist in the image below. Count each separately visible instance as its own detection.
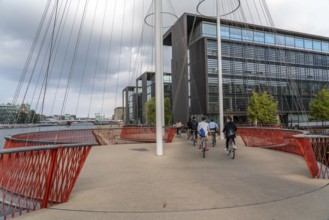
[198,116,210,151]
[209,119,218,144]
[222,116,237,153]
[190,116,198,141]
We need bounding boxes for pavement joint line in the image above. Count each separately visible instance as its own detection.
[47,182,329,214]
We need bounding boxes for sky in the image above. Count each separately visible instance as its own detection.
[0,0,328,118]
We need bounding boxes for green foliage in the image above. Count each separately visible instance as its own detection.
[309,86,329,121]
[15,110,41,124]
[16,112,28,124]
[248,91,278,125]
[164,97,172,126]
[29,110,41,123]
[145,97,156,124]
[144,97,172,125]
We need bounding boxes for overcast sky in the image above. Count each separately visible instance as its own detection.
[0,0,328,118]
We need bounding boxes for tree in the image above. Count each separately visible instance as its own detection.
[29,110,41,123]
[248,91,278,125]
[164,97,172,126]
[145,97,156,124]
[309,86,329,124]
[144,97,172,125]
[16,112,28,124]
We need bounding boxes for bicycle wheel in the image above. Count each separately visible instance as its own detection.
[229,141,235,159]
[193,136,196,146]
[202,140,206,158]
[212,135,216,147]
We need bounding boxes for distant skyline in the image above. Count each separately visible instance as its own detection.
[0,0,328,117]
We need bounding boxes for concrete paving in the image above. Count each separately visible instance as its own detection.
[18,136,329,220]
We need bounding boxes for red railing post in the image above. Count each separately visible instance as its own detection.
[294,137,319,178]
[41,148,58,208]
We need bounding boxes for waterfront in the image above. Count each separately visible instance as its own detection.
[0,124,95,149]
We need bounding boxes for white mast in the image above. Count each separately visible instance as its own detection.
[217,0,224,140]
[155,0,164,155]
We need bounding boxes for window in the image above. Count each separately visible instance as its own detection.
[233,61,243,75]
[222,60,231,74]
[246,62,255,74]
[266,48,276,61]
[304,39,313,50]
[208,58,218,74]
[265,33,275,45]
[285,36,295,47]
[254,31,264,43]
[295,38,304,48]
[163,75,171,83]
[244,46,255,59]
[207,40,218,56]
[288,51,296,64]
[322,42,329,52]
[230,27,242,40]
[276,50,285,63]
[221,25,230,39]
[255,47,265,61]
[242,29,253,42]
[275,35,285,46]
[202,22,217,38]
[221,42,230,57]
[313,41,321,51]
[232,44,243,58]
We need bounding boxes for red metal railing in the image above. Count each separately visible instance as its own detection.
[0,144,92,219]
[0,126,178,219]
[238,127,329,178]
[120,126,177,143]
[4,129,97,149]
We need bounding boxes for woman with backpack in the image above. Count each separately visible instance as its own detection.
[197,116,210,151]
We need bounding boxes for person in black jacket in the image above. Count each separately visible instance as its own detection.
[222,116,237,152]
[190,116,198,141]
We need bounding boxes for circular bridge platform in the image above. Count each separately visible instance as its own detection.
[21,137,329,220]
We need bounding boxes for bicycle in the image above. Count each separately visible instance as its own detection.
[201,136,207,158]
[190,130,197,146]
[227,136,236,159]
[210,130,216,147]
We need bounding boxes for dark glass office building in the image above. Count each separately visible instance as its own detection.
[163,13,329,126]
[136,72,172,124]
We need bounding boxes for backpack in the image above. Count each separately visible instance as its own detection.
[199,128,205,137]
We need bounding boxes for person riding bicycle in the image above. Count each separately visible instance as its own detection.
[190,116,198,141]
[198,116,210,151]
[209,118,218,134]
[222,116,237,152]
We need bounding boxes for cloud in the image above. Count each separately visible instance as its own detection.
[0,0,328,118]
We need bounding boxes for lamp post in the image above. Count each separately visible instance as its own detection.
[217,0,224,140]
[155,0,164,155]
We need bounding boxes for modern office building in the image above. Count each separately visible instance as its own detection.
[122,72,172,125]
[163,13,329,126]
[122,86,138,124]
[0,103,19,124]
[136,71,172,124]
[113,107,125,121]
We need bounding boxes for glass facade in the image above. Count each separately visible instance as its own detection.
[194,21,329,53]
[190,21,329,123]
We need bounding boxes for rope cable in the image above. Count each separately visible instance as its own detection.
[114,0,128,109]
[60,0,89,116]
[87,0,110,118]
[74,0,100,117]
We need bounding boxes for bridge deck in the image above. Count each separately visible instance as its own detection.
[19,136,329,220]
